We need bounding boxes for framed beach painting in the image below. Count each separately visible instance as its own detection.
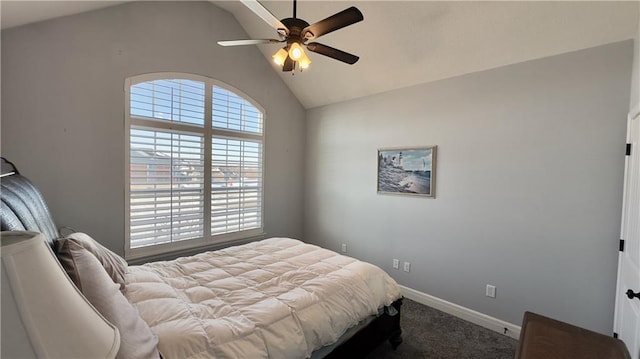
[377,146,437,198]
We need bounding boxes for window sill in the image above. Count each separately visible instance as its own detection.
[126,231,267,265]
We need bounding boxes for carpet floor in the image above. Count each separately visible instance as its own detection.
[366,299,518,359]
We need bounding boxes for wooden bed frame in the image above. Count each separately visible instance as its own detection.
[0,157,403,358]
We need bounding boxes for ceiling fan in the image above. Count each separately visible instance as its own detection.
[218,0,364,73]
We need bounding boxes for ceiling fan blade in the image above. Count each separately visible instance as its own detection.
[306,42,359,65]
[217,39,282,47]
[282,56,295,72]
[302,7,363,41]
[240,0,288,35]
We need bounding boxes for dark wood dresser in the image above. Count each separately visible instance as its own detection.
[516,311,631,359]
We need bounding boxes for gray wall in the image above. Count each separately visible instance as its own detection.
[631,5,640,111]
[304,41,633,333]
[1,1,306,256]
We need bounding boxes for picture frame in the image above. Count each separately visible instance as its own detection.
[377,146,437,198]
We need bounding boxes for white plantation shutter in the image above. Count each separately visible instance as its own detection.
[130,79,205,126]
[213,86,263,134]
[211,137,263,235]
[126,74,264,258]
[129,129,205,248]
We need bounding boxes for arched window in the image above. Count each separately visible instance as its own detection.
[125,73,264,259]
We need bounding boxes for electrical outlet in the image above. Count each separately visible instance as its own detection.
[486,284,496,298]
[403,262,411,272]
[341,243,347,253]
[392,259,399,269]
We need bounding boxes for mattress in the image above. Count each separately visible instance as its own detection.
[124,237,401,358]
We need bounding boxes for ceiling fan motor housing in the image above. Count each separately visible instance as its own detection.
[281,17,311,44]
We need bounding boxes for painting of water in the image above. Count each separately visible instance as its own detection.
[377,146,436,197]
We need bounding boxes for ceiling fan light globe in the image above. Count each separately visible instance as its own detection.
[288,42,304,60]
[291,48,303,60]
[299,54,312,69]
[272,48,288,66]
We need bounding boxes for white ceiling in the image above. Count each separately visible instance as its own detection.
[0,1,127,30]
[1,1,638,109]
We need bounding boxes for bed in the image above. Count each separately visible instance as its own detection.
[0,158,403,359]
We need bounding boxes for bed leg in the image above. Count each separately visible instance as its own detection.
[388,297,403,350]
[389,329,403,350]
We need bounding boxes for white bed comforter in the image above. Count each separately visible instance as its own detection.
[124,238,401,359]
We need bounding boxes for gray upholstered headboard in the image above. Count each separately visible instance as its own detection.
[1,158,60,245]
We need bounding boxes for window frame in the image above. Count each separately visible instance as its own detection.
[124,72,266,260]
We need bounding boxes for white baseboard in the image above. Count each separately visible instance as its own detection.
[399,285,521,340]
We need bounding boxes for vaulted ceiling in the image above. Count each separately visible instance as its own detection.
[2,1,638,109]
